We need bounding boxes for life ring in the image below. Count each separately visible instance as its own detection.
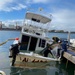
[0,70,6,75]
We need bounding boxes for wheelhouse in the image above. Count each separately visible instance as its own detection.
[20,34,47,52]
[19,12,52,52]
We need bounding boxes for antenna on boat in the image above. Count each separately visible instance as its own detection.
[67,31,70,46]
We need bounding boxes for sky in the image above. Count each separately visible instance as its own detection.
[0,0,75,31]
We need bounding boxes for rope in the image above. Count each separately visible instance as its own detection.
[0,38,15,46]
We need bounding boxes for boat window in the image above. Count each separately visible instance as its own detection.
[37,19,40,22]
[20,35,30,51]
[24,29,28,32]
[39,39,46,48]
[29,37,38,51]
[32,18,40,22]
[36,33,40,35]
[32,18,36,21]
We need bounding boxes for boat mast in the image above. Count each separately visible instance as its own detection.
[67,31,70,46]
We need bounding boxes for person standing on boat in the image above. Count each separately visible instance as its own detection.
[43,45,53,57]
[9,42,21,66]
[57,40,62,57]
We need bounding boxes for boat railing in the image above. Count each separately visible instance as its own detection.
[22,26,46,37]
[24,19,50,30]
[23,24,47,32]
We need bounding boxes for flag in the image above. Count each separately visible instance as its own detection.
[39,8,43,11]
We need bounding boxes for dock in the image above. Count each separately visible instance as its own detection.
[63,47,75,64]
[51,43,75,64]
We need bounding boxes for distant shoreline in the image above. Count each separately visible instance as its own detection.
[49,31,75,33]
[0,29,21,31]
[0,29,75,33]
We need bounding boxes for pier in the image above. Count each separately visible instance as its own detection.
[63,47,75,64]
[51,43,75,65]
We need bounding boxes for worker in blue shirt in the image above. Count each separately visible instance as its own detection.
[61,40,67,51]
[57,40,67,58]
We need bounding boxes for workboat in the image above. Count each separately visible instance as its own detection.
[10,11,60,68]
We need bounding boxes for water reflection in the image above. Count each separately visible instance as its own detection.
[9,61,67,75]
[55,61,75,75]
[0,31,75,75]
[10,67,47,75]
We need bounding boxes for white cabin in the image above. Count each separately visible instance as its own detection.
[19,12,52,53]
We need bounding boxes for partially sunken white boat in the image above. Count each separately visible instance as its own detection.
[10,11,60,68]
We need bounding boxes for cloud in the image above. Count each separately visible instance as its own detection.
[0,0,13,11]
[3,19,23,26]
[24,0,51,4]
[50,9,75,31]
[0,0,27,12]
[0,0,75,32]
[31,0,50,3]
[10,4,26,11]
[0,0,51,12]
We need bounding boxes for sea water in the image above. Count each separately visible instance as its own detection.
[0,30,75,75]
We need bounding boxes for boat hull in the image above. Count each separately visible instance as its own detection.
[10,52,60,68]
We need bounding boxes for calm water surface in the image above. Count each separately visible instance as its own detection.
[0,31,75,75]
